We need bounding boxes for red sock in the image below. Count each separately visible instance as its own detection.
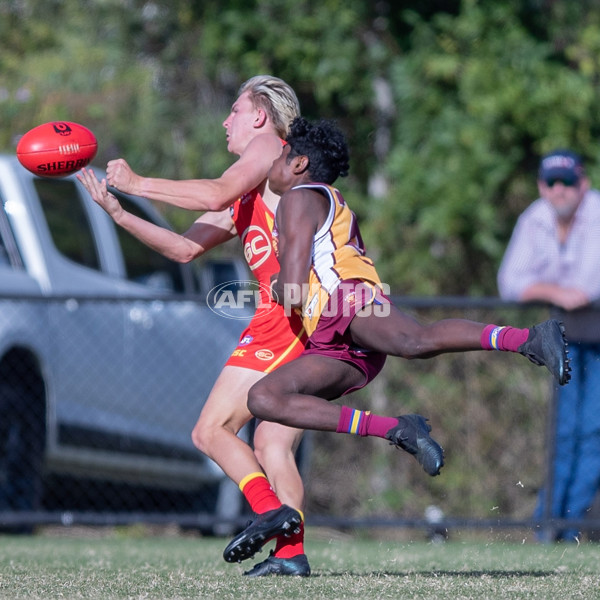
[480,325,529,352]
[336,405,398,439]
[239,473,281,514]
[274,521,305,559]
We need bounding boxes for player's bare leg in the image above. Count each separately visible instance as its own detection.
[248,355,443,476]
[195,366,307,567]
[253,421,304,511]
[248,356,361,431]
[349,304,489,358]
[349,304,570,384]
[191,366,265,484]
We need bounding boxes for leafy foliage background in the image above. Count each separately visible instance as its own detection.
[4,0,600,294]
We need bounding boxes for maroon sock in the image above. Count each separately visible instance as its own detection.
[480,325,529,352]
[336,406,397,438]
[499,326,529,351]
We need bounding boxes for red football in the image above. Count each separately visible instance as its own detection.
[16,121,98,178]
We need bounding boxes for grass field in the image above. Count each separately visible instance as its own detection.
[1,527,600,599]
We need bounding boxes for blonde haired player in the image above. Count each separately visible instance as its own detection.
[79,76,311,577]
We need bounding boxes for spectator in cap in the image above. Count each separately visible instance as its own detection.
[498,148,600,542]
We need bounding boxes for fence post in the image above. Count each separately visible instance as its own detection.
[540,379,558,541]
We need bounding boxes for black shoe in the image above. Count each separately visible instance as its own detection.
[243,551,311,577]
[385,414,444,476]
[223,505,302,563]
[518,319,571,386]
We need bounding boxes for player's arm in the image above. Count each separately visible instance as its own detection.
[106,134,284,212]
[271,189,327,308]
[179,210,238,259]
[78,168,236,262]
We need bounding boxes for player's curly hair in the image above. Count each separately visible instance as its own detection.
[286,117,350,184]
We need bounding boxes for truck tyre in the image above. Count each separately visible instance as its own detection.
[0,375,46,524]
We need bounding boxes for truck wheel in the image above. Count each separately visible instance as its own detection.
[0,379,46,522]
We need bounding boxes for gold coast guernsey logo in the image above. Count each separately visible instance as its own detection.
[242,225,271,271]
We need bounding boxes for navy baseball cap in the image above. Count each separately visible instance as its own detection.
[538,149,584,185]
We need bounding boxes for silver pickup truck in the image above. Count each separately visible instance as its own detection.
[0,154,252,529]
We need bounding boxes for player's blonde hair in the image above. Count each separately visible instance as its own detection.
[238,75,300,138]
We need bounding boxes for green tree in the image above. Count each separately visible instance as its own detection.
[367,1,600,294]
[3,0,600,293]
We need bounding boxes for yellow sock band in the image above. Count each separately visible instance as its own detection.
[238,472,267,492]
[489,326,506,350]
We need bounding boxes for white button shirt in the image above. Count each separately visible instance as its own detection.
[498,189,600,302]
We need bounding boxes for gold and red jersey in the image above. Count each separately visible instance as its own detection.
[227,188,306,373]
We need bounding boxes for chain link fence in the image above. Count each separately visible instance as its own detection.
[1,293,599,539]
[0,294,251,534]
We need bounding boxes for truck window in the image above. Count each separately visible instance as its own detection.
[0,226,10,266]
[0,202,12,266]
[34,178,101,270]
[0,195,24,269]
[113,194,185,293]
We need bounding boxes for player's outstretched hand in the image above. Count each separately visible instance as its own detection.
[77,167,124,222]
[106,158,141,196]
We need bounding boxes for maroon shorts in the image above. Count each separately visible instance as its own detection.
[302,280,388,395]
